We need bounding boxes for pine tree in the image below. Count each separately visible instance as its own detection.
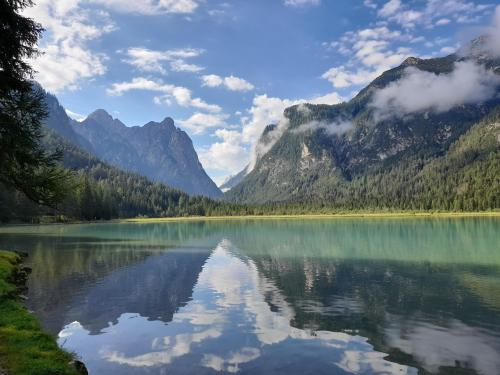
[0,0,70,206]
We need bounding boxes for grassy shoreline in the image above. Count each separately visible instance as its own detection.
[0,211,498,227]
[0,251,84,375]
[121,211,500,223]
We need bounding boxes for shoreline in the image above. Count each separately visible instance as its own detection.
[0,251,86,375]
[121,211,500,223]
[0,211,499,227]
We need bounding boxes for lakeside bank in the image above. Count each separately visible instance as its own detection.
[0,251,86,375]
[121,211,500,223]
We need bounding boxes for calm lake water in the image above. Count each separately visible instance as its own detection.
[1,218,500,375]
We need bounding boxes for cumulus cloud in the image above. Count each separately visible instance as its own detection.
[178,113,229,134]
[283,0,320,7]
[22,0,204,92]
[89,0,199,15]
[377,0,492,28]
[378,0,401,17]
[371,61,500,119]
[107,77,221,113]
[224,76,255,91]
[23,0,115,92]
[201,74,224,87]
[170,60,204,73]
[199,129,249,174]
[241,95,299,146]
[241,92,344,170]
[123,47,204,74]
[322,66,380,89]
[201,75,254,92]
[323,26,412,89]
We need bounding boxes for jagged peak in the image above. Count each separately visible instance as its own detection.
[87,109,113,122]
[143,117,175,130]
[160,117,175,127]
[84,109,126,130]
[401,57,423,67]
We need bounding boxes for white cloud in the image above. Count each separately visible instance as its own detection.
[193,90,342,179]
[202,75,254,92]
[23,0,115,92]
[371,61,500,119]
[107,77,172,95]
[223,76,255,91]
[22,0,202,92]
[309,92,345,105]
[363,0,378,10]
[107,77,221,113]
[201,74,224,87]
[323,26,412,89]
[178,113,229,134]
[123,47,204,74]
[322,66,381,89]
[170,60,204,73]
[283,0,320,7]
[65,109,86,122]
[436,18,451,26]
[89,0,199,15]
[292,119,353,136]
[377,0,492,28]
[486,5,500,56]
[378,0,401,17]
[241,95,299,145]
[199,129,249,174]
[241,92,344,170]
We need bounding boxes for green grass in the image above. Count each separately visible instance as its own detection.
[121,211,500,223]
[0,251,81,375]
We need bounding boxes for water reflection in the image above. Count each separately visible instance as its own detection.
[58,241,416,374]
[0,218,498,374]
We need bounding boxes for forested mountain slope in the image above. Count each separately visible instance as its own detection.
[0,130,226,222]
[226,38,500,210]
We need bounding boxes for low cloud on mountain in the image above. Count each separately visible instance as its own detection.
[372,6,500,120]
[371,61,500,120]
[292,120,354,136]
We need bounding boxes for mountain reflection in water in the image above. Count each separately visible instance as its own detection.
[0,218,498,374]
[58,241,414,375]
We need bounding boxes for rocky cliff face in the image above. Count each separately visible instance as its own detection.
[40,91,221,198]
[70,110,221,198]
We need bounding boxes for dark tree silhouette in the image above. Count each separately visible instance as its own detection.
[0,0,70,206]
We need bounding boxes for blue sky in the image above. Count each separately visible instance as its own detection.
[25,0,498,185]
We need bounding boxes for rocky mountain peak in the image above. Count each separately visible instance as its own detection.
[87,109,113,123]
[401,57,423,67]
[160,117,175,127]
[68,107,221,198]
[84,109,126,134]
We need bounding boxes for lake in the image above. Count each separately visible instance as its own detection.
[0,218,499,375]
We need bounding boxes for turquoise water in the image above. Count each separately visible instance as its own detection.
[0,218,499,375]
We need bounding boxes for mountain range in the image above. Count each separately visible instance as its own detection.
[43,92,221,198]
[18,35,500,215]
[224,37,500,210]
